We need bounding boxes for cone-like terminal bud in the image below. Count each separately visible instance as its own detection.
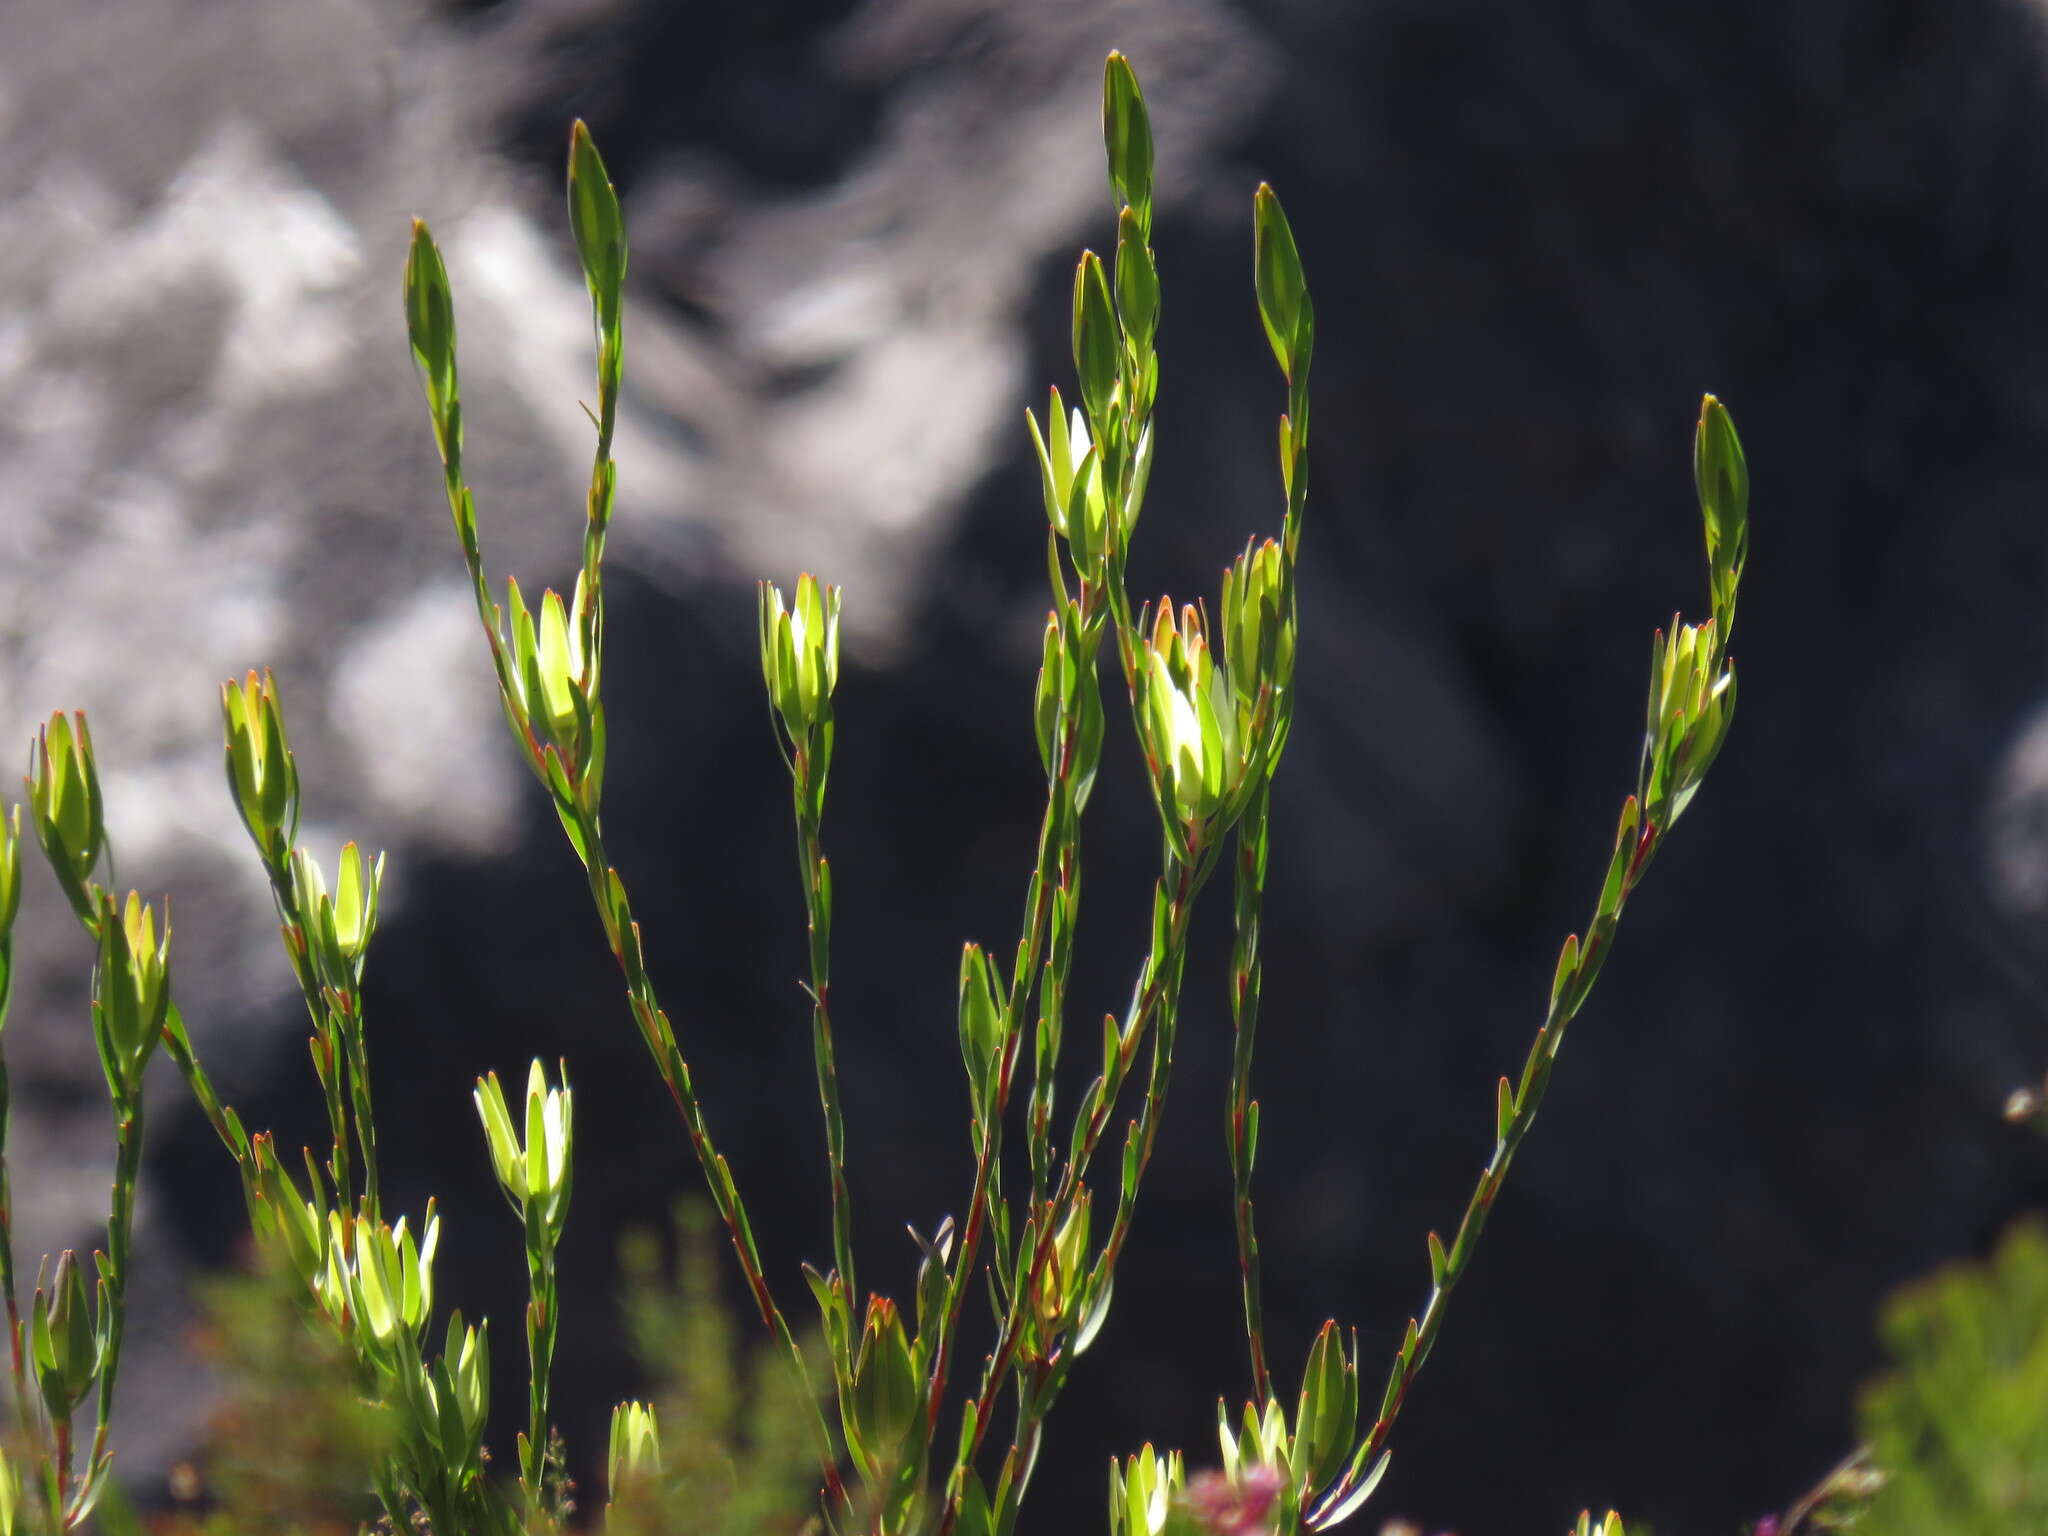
[1103,53,1154,237]
[956,943,1002,1109]
[438,1312,491,1466]
[92,889,169,1099]
[1254,185,1310,383]
[568,121,627,340]
[1138,600,1246,850]
[473,1058,574,1247]
[758,574,842,743]
[1643,616,1737,827]
[404,221,460,462]
[1109,1444,1184,1536]
[1220,537,1295,722]
[1073,250,1121,429]
[1293,1321,1359,1496]
[608,1400,663,1506]
[507,575,598,775]
[328,1202,439,1360]
[847,1294,918,1481]
[221,671,300,864]
[290,842,384,995]
[27,711,105,922]
[250,1133,328,1290]
[1693,395,1748,642]
[1025,387,1110,571]
[29,1250,99,1422]
[1031,1188,1092,1335]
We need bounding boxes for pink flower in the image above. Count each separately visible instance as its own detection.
[1184,1464,1284,1536]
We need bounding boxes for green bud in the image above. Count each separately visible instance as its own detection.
[1254,184,1308,381]
[1102,53,1154,236]
[1643,618,1736,825]
[957,943,1002,1109]
[221,670,300,863]
[608,1400,662,1504]
[1110,1444,1183,1536]
[449,1314,491,1454]
[1217,1396,1292,1489]
[404,222,460,459]
[30,1251,98,1421]
[27,710,105,921]
[1693,395,1748,638]
[1072,250,1120,429]
[1292,1321,1358,1494]
[567,121,627,336]
[1033,614,1063,778]
[91,889,169,1099]
[848,1295,918,1480]
[472,1058,573,1246]
[1220,537,1295,722]
[758,574,841,742]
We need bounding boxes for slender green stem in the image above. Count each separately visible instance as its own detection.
[573,818,848,1511]
[337,997,381,1218]
[158,1004,245,1167]
[70,1090,144,1523]
[1226,786,1274,1405]
[794,752,856,1302]
[982,844,1218,1532]
[943,850,1205,1536]
[522,1246,559,1508]
[1337,806,1661,1509]
[923,592,1104,1451]
[260,852,373,1212]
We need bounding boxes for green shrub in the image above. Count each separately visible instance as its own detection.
[0,52,1749,1536]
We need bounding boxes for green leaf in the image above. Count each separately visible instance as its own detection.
[1072,250,1120,428]
[1102,53,1154,235]
[1549,933,1581,1017]
[1295,1320,1354,1491]
[1254,184,1307,380]
[1693,394,1749,636]
[1115,208,1159,361]
[404,221,459,452]
[567,122,627,329]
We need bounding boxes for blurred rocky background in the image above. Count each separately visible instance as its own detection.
[6,0,2048,1530]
